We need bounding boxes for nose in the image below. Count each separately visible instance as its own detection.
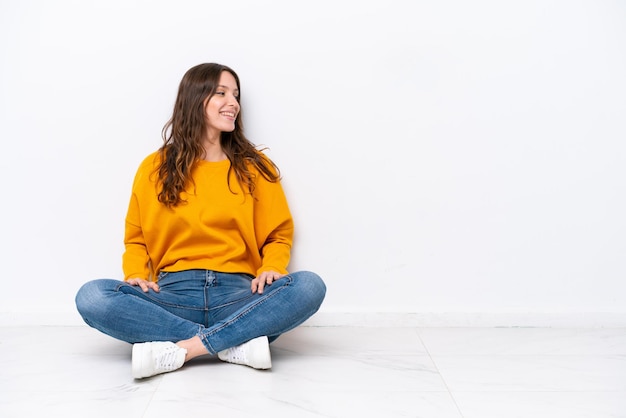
[228,94,240,110]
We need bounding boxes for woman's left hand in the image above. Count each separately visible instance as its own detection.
[251,271,285,294]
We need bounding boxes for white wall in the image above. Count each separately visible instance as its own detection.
[1,0,625,327]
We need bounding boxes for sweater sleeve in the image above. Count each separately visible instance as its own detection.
[121,162,152,281]
[253,175,294,276]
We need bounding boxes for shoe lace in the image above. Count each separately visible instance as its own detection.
[225,345,247,362]
[156,346,183,371]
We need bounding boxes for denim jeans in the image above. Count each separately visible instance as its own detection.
[75,270,326,354]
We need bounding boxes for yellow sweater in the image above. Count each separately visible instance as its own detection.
[122,152,294,281]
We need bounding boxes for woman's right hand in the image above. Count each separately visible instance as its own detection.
[126,278,160,293]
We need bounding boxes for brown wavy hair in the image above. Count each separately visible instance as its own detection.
[156,63,280,207]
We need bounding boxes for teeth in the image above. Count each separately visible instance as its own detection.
[221,112,235,117]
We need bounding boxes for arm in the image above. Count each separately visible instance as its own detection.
[251,175,294,293]
[121,159,155,290]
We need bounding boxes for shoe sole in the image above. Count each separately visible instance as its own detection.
[131,343,149,379]
[248,336,272,369]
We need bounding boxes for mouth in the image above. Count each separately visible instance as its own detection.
[220,111,237,120]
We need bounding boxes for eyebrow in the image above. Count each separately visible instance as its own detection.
[217,84,239,93]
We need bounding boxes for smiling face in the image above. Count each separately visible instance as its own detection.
[204,71,240,142]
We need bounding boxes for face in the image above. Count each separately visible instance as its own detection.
[204,71,240,139]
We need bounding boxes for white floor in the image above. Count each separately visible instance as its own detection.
[1,326,625,418]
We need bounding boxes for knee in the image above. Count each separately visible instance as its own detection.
[74,279,117,321]
[291,271,326,307]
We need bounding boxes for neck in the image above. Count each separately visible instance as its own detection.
[202,139,227,162]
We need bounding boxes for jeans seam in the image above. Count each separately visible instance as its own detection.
[201,275,293,352]
[117,282,206,312]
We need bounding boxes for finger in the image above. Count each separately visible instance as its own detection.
[266,272,282,284]
[257,279,266,294]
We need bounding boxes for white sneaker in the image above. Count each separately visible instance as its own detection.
[132,341,187,379]
[217,336,272,369]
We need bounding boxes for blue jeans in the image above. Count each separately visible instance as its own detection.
[75,270,326,354]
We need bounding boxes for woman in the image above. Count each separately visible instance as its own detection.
[75,63,326,379]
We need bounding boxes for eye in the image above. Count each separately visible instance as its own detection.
[215,91,226,96]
